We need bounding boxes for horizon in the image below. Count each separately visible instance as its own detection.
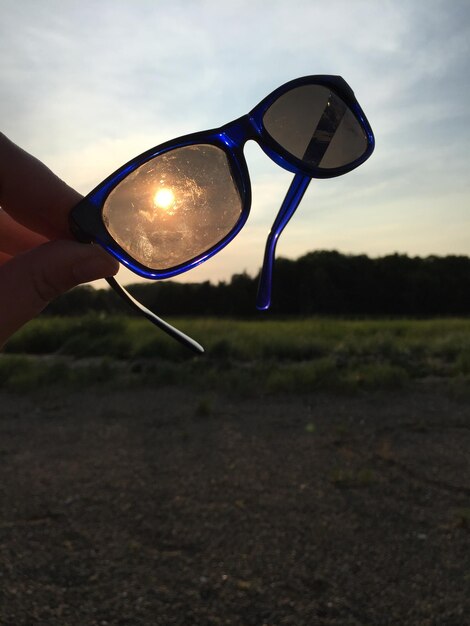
[77,247,470,289]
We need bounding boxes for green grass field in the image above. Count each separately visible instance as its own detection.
[2,315,470,394]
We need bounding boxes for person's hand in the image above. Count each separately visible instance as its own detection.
[0,133,119,346]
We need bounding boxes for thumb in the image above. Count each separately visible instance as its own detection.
[0,240,119,346]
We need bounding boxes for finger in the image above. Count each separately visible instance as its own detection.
[0,252,11,267]
[0,133,82,240]
[0,209,48,255]
[0,240,119,346]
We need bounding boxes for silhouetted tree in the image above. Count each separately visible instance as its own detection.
[44,251,470,318]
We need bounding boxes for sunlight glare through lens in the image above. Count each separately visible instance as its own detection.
[153,188,175,211]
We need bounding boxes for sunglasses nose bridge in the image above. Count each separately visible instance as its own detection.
[219,115,258,149]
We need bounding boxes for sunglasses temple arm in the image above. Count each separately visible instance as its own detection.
[256,173,311,310]
[105,276,205,354]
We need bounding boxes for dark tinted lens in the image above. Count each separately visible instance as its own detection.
[263,84,368,169]
[102,144,243,270]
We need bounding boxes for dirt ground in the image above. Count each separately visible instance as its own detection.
[0,384,469,625]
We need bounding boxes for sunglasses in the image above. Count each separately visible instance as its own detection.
[70,75,375,353]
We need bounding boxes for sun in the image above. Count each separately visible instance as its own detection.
[153,188,175,211]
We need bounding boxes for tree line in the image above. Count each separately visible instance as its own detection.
[44,250,470,317]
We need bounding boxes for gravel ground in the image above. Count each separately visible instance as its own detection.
[0,385,469,625]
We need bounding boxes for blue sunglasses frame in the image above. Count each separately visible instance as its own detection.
[70,75,375,353]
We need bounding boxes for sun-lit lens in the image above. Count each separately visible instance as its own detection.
[102,144,243,271]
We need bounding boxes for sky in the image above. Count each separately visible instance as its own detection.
[1,0,469,286]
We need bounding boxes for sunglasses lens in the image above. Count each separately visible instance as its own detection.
[263,84,368,169]
[102,144,243,271]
